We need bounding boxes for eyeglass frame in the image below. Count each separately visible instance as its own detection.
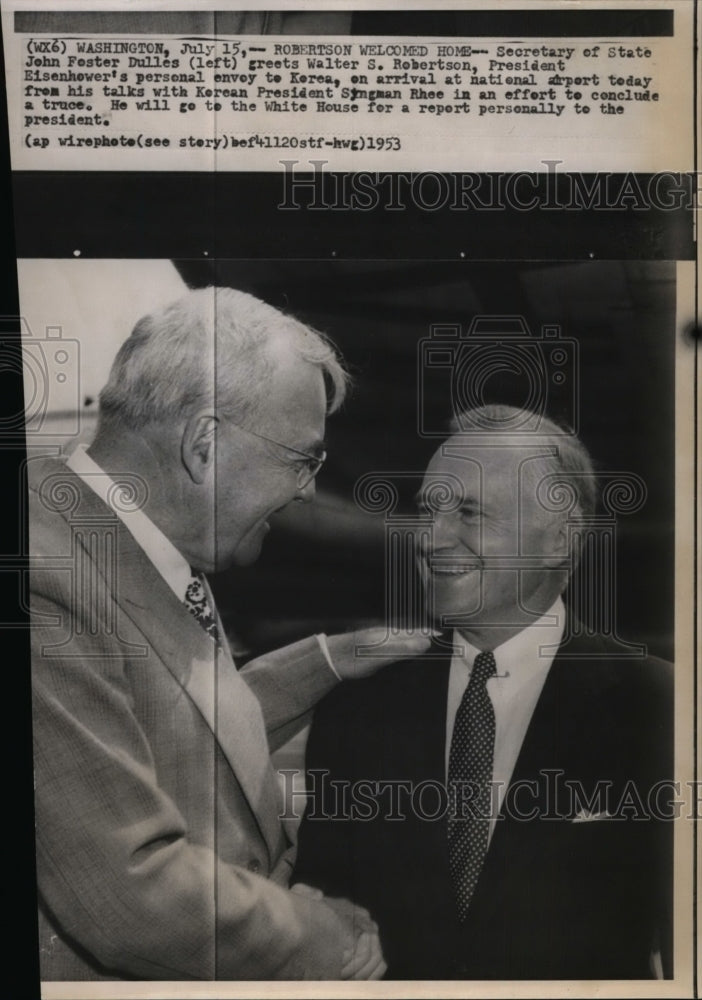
[223,420,327,490]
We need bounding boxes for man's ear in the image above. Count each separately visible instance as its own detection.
[181,412,217,484]
[542,514,571,569]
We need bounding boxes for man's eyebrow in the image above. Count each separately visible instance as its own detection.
[414,489,481,510]
[304,438,326,457]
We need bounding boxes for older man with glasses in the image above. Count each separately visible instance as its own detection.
[28,286,428,983]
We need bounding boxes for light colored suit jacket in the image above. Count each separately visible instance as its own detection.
[28,455,346,981]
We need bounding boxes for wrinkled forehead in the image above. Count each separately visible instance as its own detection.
[422,435,550,504]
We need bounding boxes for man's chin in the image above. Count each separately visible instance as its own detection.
[220,524,270,570]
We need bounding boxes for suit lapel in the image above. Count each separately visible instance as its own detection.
[182,641,285,863]
[41,459,283,862]
[116,531,284,862]
[506,630,621,789]
[467,628,622,925]
[379,657,458,931]
[384,656,449,783]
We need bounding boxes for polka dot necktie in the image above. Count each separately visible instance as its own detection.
[184,570,220,644]
[447,648,497,922]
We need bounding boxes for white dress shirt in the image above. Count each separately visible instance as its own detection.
[66,444,339,673]
[445,598,565,840]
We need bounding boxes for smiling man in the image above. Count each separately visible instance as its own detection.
[295,404,674,980]
[29,286,429,982]
[415,423,577,646]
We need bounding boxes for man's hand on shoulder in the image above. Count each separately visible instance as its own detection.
[325,626,433,680]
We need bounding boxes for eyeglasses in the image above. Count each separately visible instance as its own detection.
[231,424,327,490]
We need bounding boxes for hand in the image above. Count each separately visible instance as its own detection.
[290,884,385,979]
[341,928,387,980]
[320,895,386,980]
[290,881,324,900]
[325,626,433,680]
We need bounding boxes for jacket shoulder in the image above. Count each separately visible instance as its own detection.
[317,652,448,718]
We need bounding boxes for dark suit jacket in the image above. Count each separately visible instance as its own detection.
[294,630,673,980]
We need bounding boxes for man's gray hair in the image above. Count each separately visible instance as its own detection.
[450,404,598,522]
[98,286,349,429]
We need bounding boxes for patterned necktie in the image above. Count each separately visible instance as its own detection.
[184,570,220,644]
[447,648,497,921]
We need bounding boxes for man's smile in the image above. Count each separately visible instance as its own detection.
[425,555,482,575]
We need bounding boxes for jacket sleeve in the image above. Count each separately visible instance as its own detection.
[240,636,340,752]
[32,589,348,981]
[292,685,358,902]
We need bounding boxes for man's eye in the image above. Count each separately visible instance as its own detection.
[460,507,479,520]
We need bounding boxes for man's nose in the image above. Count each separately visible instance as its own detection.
[419,512,459,552]
[295,478,316,504]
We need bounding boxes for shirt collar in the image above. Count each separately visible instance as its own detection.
[456,596,566,686]
[66,443,192,602]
